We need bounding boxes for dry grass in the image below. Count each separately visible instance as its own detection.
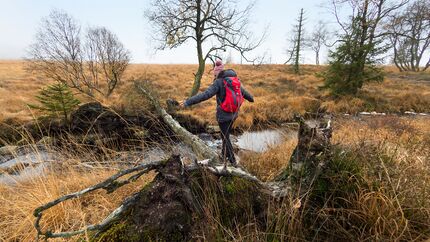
[1,61,430,129]
[241,115,429,182]
[0,61,46,122]
[240,137,297,181]
[228,116,430,241]
[112,63,430,129]
[0,112,429,241]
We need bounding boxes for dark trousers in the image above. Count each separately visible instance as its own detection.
[218,121,235,163]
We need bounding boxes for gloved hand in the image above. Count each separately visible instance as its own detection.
[179,100,186,108]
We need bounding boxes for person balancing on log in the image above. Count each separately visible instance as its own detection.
[180,60,254,167]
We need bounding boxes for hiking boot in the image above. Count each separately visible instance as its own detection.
[217,155,228,165]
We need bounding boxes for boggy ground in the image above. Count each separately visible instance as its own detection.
[0,114,428,241]
[0,61,429,241]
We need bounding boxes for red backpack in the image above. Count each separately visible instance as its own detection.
[220,76,244,113]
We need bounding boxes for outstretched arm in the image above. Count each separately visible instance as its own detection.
[241,86,254,102]
[184,80,220,107]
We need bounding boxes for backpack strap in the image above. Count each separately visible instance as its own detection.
[217,78,226,104]
[224,77,238,106]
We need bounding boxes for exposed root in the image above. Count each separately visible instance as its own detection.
[33,159,164,240]
[33,155,303,240]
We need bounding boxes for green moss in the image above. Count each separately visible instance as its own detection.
[93,222,139,242]
[91,184,155,242]
[221,176,254,194]
[224,182,235,195]
[218,176,266,226]
[311,146,366,204]
[189,171,267,231]
[139,226,186,242]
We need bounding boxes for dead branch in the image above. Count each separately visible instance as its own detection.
[36,192,141,240]
[33,159,164,239]
[187,160,290,198]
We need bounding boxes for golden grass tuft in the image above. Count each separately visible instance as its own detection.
[238,116,430,241]
[0,116,428,241]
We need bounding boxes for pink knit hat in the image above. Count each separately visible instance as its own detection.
[213,60,224,78]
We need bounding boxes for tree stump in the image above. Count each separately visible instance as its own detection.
[275,117,332,194]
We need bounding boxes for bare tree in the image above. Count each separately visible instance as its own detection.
[86,27,130,97]
[146,0,265,96]
[386,0,430,72]
[28,10,86,93]
[285,8,305,74]
[307,21,330,65]
[27,10,130,98]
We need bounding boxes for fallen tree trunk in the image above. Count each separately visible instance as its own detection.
[134,81,219,163]
[33,88,333,241]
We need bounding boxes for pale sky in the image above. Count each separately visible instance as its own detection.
[0,0,339,64]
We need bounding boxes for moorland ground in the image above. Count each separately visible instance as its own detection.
[1,60,430,128]
[0,60,429,241]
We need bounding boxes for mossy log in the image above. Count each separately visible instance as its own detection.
[93,116,333,241]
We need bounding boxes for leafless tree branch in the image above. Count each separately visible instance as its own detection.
[306,21,330,65]
[385,0,430,72]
